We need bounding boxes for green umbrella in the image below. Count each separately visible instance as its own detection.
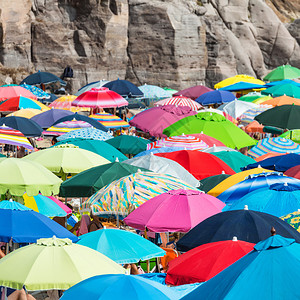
[105,135,150,155]
[280,130,300,143]
[211,151,256,173]
[0,158,62,196]
[163,87,178,94]
[261,84,300,99]
[163,112,257,149]
[23,144,110,180]
[263,65,300,82]
[0,237,124,291]
[238,92,266,102]
[55,139,127,162]
[255,104,300,130]
[59,160,150,197]
[198,173,231,193]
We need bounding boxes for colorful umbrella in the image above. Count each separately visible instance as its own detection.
[0,127,34,150]
[239,106,272,124]
[75,80,109,96]
[49,95,90,112]
[7,108,42,118]
[124,189,225,232]
[20,71,66,86]
[57,127,112,142]
[20,83,50,99]
[201,145,238,153]
[214,75,265,89]
[281,210,300,231]
[261,84,300,98]
[166,238,254,285]
[264,65,300,82]
[0,96,48,111]
[173,85,213,100]
[135,147,186,158]
[0,86,37,101]
[89,112,129,128]
[255,152,285,162]
[262,95,300,106]
[103,79,143,97]
[238,92,266,102]
[0,237,124,291]
[218,81,265,91]
[219,99,257,119]
[155,96,202,111]
[138,84,172,99]
[195,90,236,105]
[199,173,231,193]
[44,120,92,136]
[185,133,225,147]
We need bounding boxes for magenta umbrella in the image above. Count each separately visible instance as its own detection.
[129,105,196,138]
[173,85,213,100]
[123,189,225,232]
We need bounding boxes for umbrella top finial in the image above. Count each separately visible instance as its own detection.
[222,170,225,174]
[284,182,288,186]
[271,226,276,236]
[232,236,238,241]
[115,157,119,162]
[244,205,248,210]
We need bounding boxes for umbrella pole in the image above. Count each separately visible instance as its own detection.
[116,214,119,228]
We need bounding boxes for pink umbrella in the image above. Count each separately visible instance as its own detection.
[129,105,196,138]
[0,86,37,101]
[186,133,226,147]
[72,87,128,108]
[48,196,72,215]
[173,85,213,100]
[155,96,202,111]
[123,189,225,232]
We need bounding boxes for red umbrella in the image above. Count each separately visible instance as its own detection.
[155,96,202,111]
[173,85,213,100]
[166,238,254,285]
[284,165,300,180]
[155,150,235,180]
[186,133,226,147]
[0,86,37,101]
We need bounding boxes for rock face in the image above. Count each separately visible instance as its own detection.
[0,0,299,91]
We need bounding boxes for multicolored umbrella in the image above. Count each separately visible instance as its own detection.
[199,174,231,193]
[186,133,225,147]
[44,120,92,136]
[238,92,266,102]
[0,127,34,150]
[0,86,37,101]
[89,112,129,128]
[201,145,237,153]
[135,147,186,157]
[255,152,285,162]
[219,81,265,91]
[49,95,90,112]
[173,85,213,100]
[214,75,265,89]
[281,210,300,231]
[57,127,112,141]
[7,108,42,118]
[0,96,49,111]
[261,83,300,98]
[20,83,50,99]
[155,96,202,111]
[138,84,172,99]
[264,65,300,81]
[81,171,198,216]
[239,106,272,124]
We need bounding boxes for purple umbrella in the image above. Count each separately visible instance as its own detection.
[173,85,213,100]
[129,105,196,138]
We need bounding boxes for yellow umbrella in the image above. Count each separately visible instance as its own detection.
[7,109,42,119]
[215,75,265,89]
[207,167,273,197]
[49,95,90,112]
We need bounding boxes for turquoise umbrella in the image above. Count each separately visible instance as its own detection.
[57,128,113,142]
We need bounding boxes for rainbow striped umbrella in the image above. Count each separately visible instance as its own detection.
[0,127,33,150]
[239,106,272,124]
[248,137,300,159]
[49,95,90,112]
[147,135,209,150]
[44,120,91,136]
[89,113,129,128]
[155,96,202,111]
[81,171,198,216]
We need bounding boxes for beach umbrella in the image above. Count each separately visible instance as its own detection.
[0,200,31,211]
[0,96,49,112]
[124,189,225,232]
[105,135,150,155]
[166,238,254,285]
[77,229,165,263]
[7,108,42,119]
[56,139,127,162]
[201,145,238,153]
[248,137,300,159]
[173,85,213,100]
[255,152,285,162]
[0,127,34,150]
[0,158,62,196]
[49,95,90,112]
[195,90,236,105]
[81,171,197,216]
[57,128,112,142]
[245,120,264,133]
[134,147,186,157]
[214,75,265,89]
[218,81,265,91]
[0,86,37,101]
[139,84,172,99]
[281,211,300,232]
[20,83,50,100]
[75,80,109,96]
[285,165,300,180]
[59,161,149,197]
[155,150,235,180]
[262,95,300,106]
[261,84,300,98]
[60,274,178,300]
[72,87,128,108]
[155,96,202,111]
[0,237,124,291]
[31,109,74,128]
[20,71,66,86]
[199,173,231,193]
[123,153,199,187]
[280,129,300,143]
[129,105,196,138]
[147,135,209,151]
[44,120,93,136]
[251,96,273,104]
[89,112,129,128]
[176,208,300,251]
[238,92,266,102]
[265,79,300,87]
[264,65,300,81]
[185,133,225,147]
[218,99,257,119]
[239,106,272,124]
[163,112,257,149]
[103,79,143,97]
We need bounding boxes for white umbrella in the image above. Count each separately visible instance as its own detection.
[219,100,257,119]
[201,145,238,153]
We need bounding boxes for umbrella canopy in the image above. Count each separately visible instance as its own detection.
[240,106,272,124]
[20,71,66,86]
[176,209,300,252]
[75,80,109,96]
[0,200,31,211]
[60,274,178,300]
[135,146,186,157]
[201,145,238,153]
[199,174,231,193]
[56,139,127,162]
[155,150,235,180]
[89,112,129,128]
[264,65,300,81]
[262,95,300,106]
[105,135,150,155]
[0,237,124,291]
[57,127,112,142]
[238,92,266,102]
[124,189,225,232]
[0,158,62,196]
[0,86,37,101]
[72,87,128,108]
[219,99,257,119]
[129,105,196,138]
[154,96,202,111]
[20,83,50,99]
[195,90,236,105]
[186,133,225,147]
[77,229,166,263]
[265,79,300,87]
[139,84,172,99]
[218,81,265,91]
[285,165,300,180]
[255,152,285,162]
[59,161,149,197]
[261,83,300,98]
[81,171,198,216]
[44,120,92,136]
[181,235,300,300]
[281,210,300,232]
[280,129,300,143]
[245,120,264,133]
[0,127,34,150]
[173,85,213,100]
[103,79,143,97]
[166,238,254,285]
[0,96,49,111]
[7,108,42,119]
[248,137,300,159]
[163,112,257,149]
[49,95,90,112]
[214,75,265,89]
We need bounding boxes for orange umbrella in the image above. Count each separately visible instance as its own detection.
[255,152,286,162]
[245,121,264,133]
[261,96,300,106]
[49,95,90,112]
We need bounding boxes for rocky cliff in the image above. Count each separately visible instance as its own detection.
[0,0,299,91]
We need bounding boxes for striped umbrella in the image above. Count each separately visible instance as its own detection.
[248,137,300,159]
[49,95,90,112]
[0,86,37,101]
[57,128,112,142]
[44,120,91,136]
[20,84,50,100]
[147,135,209,150]
[239,105,272,124]
[81,171,198,216]
[138,84,172,99]
[155,96,202,111]
[0,127,33,150]
[89,113,129,128]
[0,96,49,112]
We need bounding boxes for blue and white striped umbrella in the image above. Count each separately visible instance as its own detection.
[138,84,172,99]
[20,84,50,99]
[240,106,272,124]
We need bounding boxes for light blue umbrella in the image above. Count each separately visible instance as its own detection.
[20,84,50,99]
[138,84,172,99]
[0,200,31,211]
[135,147,185,157]
[57,128,113,142]
[75,80,109,96]
[77,229,165,264]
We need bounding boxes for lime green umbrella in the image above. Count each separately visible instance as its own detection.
[23,144,110,180]
[280,130,300,143]
[264,65,300,82]
[163,112,257,149]
[0,158,62,196]
[0,237,124,291]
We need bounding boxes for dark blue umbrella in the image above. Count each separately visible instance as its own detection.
[52,113,108,132]
[20,71,66,86]
[176,208,300,252]
[219,81,265,92]
[39,93,58,104]
[0,116,43,137]
[243,153,300,172]
[103,79,144,98]
[195,90,236,105]
[31,109,74,129]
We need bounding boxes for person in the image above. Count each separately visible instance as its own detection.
[51,137,58,146]
[16,147,26,158]
[88,213,103,232]
[0,248,5,259]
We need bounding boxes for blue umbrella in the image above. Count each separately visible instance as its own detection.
[195,90,236,105]
[77,229,165,264]
[218,172,300,207]
[219,81,265,91]
[181,235,300,300]
[176,208,300,252]
[57,128,112,142]
[138,84,172,99]
[0,200,31,211]
[20,84,50,99]
[103,79,143,98]
[135,147,186,157]
[224,182,300,217]
[265,79,300,87]
[243,153,300,172]
[20,71,66,86]
[60,274,179,300]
